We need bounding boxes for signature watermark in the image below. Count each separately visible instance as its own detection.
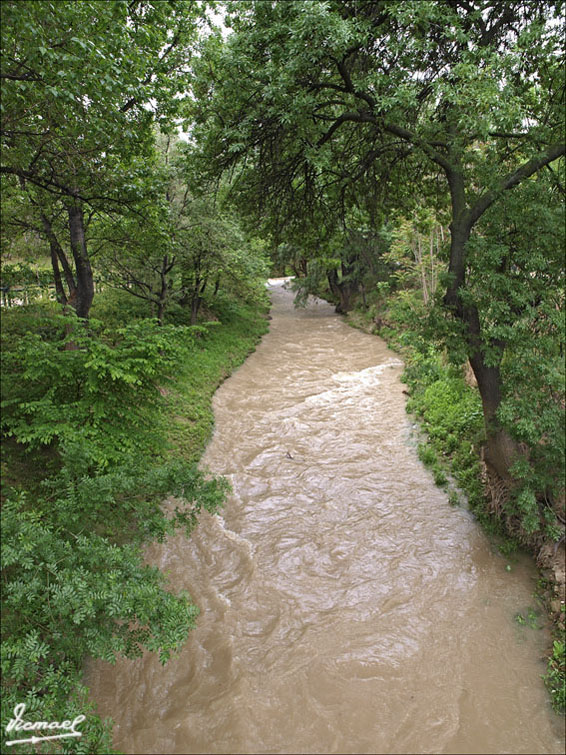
[4,702,85,747]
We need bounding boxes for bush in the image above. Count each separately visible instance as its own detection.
[1,315,198,470]
[544,639,566,714]
[1,468,223,754]
[0,305,238,753]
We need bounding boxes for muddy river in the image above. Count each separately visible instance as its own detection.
[88,280,564,754]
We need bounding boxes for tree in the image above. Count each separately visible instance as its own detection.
[1,0,207,317]
[92,136,268,324]
[385,210,445,305]
[196,0,565,483]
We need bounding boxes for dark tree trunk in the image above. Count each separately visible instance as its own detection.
[41,215,75,306]
[49,245,67,305]
[67,201,94,318]
[327,268,355,314]
[338,284,355,314]
[465,304,521,481]
[155,254,171,325]
[183,264,207,325]
[327,268,340,305]
[189,271,208,324]
[445,217,522,481]
[360,281,368,310]
[190,295,201,325]
[291,258,309,278]
[156,299,166,325]
[55,244,77,301]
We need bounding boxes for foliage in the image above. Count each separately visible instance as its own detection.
[1,314,197,469]
[289,219,395,314]
[0,457,224,755]
[384,210,446,304]
[407,361,486,510]
[92,137,269,324]
[1,291,268,753]
[0,262,54,306]
[544,639,566,715]
[0,262,53,290]
[468,179,566,528]
[0,461,221,754]
[1,0,211,317]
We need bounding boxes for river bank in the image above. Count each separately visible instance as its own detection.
[342,299,565,715]
[0,294,270,755]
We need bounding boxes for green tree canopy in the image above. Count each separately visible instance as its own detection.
[1,0,209,316]
[195,0,565,484]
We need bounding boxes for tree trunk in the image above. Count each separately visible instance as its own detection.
[41,215,75,306]
[360,281,367,310]
[49,245,67,305]
[445,218,522,481]
[443,221,471,310]
[469,354,521,482]
[155,254,171,325]
[338,283,354,313]
[67,201,94,318]
[465,304,521,481]
[327,269,341,309]
[190,295,201,325]
[156,299,166,325]
[327,268,355,314]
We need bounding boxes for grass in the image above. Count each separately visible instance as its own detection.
[167,298,270,463]
[545,639,566,713]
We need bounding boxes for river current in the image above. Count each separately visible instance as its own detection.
[88,280,564,754]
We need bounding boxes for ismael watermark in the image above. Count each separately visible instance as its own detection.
[4,702,85,747]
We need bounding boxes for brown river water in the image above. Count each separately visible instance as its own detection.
[88,280,564,754]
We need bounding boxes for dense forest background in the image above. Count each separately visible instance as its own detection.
[1,1,564,751]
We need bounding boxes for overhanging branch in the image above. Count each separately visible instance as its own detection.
[469,142,565,225]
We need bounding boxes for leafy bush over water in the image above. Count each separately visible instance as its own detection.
[0,298,268,753]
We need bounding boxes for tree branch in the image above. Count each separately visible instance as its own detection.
[317,111,377,147]
[469,142,565,225]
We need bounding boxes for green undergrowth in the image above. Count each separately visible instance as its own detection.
[545,639,566,714]
[406,362,489,519]
[167,296,270,463]
[0,292,270,753]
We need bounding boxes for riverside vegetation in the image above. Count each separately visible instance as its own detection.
[1,293,269,754]
[346,286,565,714]
[1,1,564,750]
